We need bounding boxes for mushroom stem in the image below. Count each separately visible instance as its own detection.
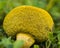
[16,33,35,48]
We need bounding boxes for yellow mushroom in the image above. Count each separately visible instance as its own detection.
[3,6,54,47]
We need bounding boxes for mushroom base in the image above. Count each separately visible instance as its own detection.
[16,33,35,48]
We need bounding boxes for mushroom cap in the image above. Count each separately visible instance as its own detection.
[3,6,54,41]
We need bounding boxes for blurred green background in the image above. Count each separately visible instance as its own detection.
[0,0,60,48]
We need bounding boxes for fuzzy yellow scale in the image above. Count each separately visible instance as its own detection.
[3,6,54,41]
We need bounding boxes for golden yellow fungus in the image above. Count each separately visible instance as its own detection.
[3,6,54,41]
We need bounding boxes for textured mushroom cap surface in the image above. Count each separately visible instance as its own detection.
[3,6,54,41]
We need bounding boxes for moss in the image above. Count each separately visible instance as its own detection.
[3,6,54,41]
